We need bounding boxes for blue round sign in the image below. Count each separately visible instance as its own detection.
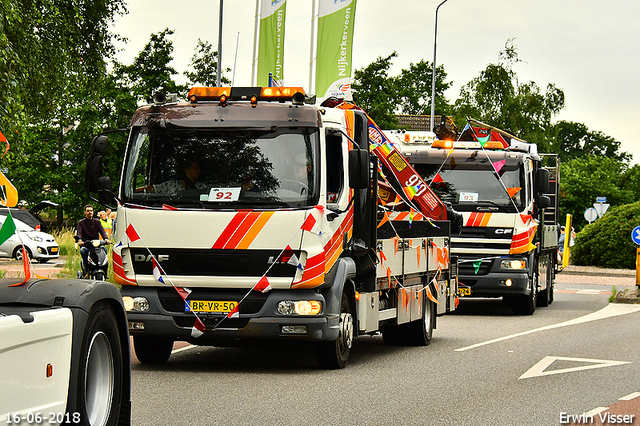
[632,226,640,245]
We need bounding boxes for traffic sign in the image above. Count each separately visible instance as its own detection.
[593,202,609,217]
[596,196,607,203]
[584,207,598,223]
[631,226,640,245]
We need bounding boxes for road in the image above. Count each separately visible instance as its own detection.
[129,278,640,426]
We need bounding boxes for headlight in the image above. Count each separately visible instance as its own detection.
[28,235,44,242]
[122,296,150,312]
[500,259,526,270]
[277,300,322,315]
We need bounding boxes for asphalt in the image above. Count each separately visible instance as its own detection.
[0,258,638,302]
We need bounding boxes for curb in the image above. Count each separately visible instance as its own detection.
[614,288,640,304]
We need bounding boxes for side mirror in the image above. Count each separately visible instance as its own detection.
[536,195,551,209]
[86,134,110,194]
[97,177,114,205]
[535,168,550,194]
[348,149,369,189]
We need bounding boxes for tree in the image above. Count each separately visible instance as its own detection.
[351,52,400,129]
[453,39,565,151]
[0,0,126,225]
[395,60,451,116]
[571,202,640,269]
[184,39,231,87]
[559,155,632,230]
[115,28,186,104]
[550,120,631,164]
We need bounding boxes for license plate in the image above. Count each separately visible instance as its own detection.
[458,288,471,296]
[185,300,238,313]
[51,247,59,253]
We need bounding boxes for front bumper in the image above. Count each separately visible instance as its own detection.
[457,257,530,298]
[121,286,339,344]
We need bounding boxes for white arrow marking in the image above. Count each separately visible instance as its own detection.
[519,356,631,379]
[455,304,640,352]
[635,229,640,240]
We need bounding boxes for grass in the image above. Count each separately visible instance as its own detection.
[50,227,115,283]
[609,285,617,303]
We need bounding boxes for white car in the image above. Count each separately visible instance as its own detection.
[0,216,59,263]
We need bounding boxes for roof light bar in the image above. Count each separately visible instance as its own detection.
[188,86,306,104]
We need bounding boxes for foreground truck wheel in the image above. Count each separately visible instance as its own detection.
[510,261,538,315]
[76,302,123,426]
[316,293,353,369]
[407,298,435,346]
[133,336,173,364]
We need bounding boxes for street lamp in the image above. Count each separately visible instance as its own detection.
[430,0,449,133]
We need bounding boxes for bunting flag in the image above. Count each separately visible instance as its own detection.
[376,211,390,229]
[315,0,357,98]
[477,134,490,147]
[0,211,16,245]
[507,187,522,198]
[126,223,140,242]
[432,173,444,184]
[256,0,287,87]
[152,258,165,284]
[227,304,240,319]
[403,185,422,200]
[408,208,415,228]
[473,260,482,274]
[162,204,178,211]
[191,318,206,338]
[492,159,506,174]
[253,275,272,293]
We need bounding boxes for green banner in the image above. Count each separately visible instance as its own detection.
[315,0,357,98]
[0,211,16,246]
[257,0,287,87]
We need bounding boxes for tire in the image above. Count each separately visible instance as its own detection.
[13,246,32,260]
[316,293,353,369]
[406,297,435,346]
[511,260,537,315]
[76,302,123,426]
[133,336,174,365]
[537,254,554,307]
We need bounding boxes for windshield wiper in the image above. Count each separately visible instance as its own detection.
[474,200,511,212]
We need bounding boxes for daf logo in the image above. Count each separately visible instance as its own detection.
[495,229,513,235]
[134,254,169,262]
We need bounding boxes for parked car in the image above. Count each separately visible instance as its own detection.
[0,216,59,263]
[0,200,58,233]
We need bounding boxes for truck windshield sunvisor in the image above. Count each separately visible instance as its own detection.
[413,162,526,213]
[122,127,320,208]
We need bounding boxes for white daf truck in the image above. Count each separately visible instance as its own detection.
[386,121,559,315]
[86,86,461,368]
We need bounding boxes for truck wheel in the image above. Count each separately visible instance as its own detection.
[76,301,123,426]
[133,336,174,364]
[537,255,554,307]
[407,298,435,346]
[511,262,537,315]
[316,293,353,369]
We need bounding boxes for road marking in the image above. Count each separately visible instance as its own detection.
[172,344,196,354]
[455,303,640,352]
[619,392,640,401]
[585,407,609,416]
[519,356,631,379]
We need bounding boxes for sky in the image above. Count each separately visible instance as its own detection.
[111,0,640,163]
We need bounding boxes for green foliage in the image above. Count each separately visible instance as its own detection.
[351,52,452,129]
[550,120,631,164]
[559,155,633,230]
[452,39,565,152]
[571,202,640,269]
[185,39,231,87]
[115,28,187,104]
[351,52,400,129]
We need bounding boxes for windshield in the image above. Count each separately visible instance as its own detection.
[122,127,320,208]
[413,160,527,213]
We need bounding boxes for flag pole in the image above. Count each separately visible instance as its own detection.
[217,0,224,87]
[251,0,260,86]
[308,0,317,94]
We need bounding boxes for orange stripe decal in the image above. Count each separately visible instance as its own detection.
[237,211,275,250]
